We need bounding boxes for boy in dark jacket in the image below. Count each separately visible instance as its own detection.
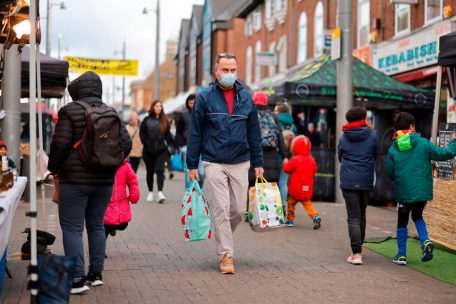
[386,111,456,265]
[282,135,320,229]
[338,107,377,265]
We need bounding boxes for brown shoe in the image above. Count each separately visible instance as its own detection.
[220,254,234,274]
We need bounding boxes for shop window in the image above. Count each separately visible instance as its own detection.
[268,42,276,77]
[425,0,443,24]
[357,0,370,47]
[255,41,262,83]
[246,47,253,85]
[314,1,324,57]
[298,12,307,64]
[395,4,410,36]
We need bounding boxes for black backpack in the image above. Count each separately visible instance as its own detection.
[73,101,124,171]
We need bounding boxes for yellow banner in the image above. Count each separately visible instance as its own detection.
[64,56,139,76]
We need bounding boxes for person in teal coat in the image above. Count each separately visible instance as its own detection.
[386,111,456,265]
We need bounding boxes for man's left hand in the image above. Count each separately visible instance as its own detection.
[254,167,264,178]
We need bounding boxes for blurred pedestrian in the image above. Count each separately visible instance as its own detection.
[0,141,16,169]
[175,94,204,189]
[140,100,175,203]
[126,111,143,173]
[386,110,456,266]
[338,107,377,265]
[187,52,263,274]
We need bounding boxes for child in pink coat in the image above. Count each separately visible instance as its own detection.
[104,160,140,239]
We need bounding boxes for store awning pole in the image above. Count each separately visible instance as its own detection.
[431,66,443,144]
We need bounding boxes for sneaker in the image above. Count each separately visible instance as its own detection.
[421,240,434,262]
[71,278,89,294]
[157,191,166,204]
[146,192,154,202]
[286,220,294,227]
[86,272,103,287]
[393,255,407,265]
[313,215,321,230]
[347,253,363,265]
[220,254,234,274]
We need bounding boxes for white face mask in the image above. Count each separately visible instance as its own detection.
[219,73,237,88]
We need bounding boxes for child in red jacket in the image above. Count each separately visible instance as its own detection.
[282,135,321,229]
[104,160,140,239]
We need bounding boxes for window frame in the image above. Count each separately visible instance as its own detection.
[246,46,253,85]
[425,0,443,25]
[298,12,307,64]
[394,4,411,37]
[357,0,370,48]
[313,1,324,58]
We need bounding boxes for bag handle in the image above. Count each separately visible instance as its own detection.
[191,179,203,194]
[255,177,268,184]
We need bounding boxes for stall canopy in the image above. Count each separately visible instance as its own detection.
[266,55,435,109]
[0,44,69,98]
[438,31,456,98]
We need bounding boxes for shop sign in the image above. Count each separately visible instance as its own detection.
[372,20,451,75]
[331,28,341,60]
[353,45,371,65]
[256,52,276,66]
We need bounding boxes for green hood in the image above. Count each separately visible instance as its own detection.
[278,113,293,128]
[394,132,420,152]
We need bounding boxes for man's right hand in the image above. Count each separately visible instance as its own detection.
[189,169,200,181]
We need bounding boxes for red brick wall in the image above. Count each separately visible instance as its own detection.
[197,42,203,85]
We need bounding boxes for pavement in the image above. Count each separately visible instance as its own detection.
[1,164,455,304]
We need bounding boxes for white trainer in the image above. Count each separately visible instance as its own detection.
[347,253,363,265]
[146,192,154,202]
[157,191,166,204]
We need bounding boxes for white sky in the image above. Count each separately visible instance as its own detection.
[39,0,204,103]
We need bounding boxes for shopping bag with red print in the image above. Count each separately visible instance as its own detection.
[181,179,212,241]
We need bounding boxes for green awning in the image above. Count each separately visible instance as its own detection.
[264,55,434,109]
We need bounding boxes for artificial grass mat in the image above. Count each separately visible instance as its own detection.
[364,237,456,285]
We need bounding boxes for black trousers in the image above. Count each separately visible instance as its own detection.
[143,151,167,191]
[342,189,370,254]
[128,157,141,173]
[397,202,426,228]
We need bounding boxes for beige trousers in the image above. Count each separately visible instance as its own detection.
[203,160,250,260]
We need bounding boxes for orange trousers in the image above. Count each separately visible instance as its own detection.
[287,196,318,221]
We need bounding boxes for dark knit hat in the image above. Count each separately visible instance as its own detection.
[393,110,415,130]
[345,107,367,123]
[0,141,6,150]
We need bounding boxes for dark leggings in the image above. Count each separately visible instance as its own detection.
[397,202,426,228]
[128,157,141,173]
[143,151,167,191]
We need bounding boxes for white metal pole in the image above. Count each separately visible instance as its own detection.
[431,66,442,144]
[45,0,51,56]
[36,45,47,230]
[29,0,39,302]
[153,0,160,100]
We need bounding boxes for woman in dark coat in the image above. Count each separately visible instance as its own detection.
[140,100,175,203]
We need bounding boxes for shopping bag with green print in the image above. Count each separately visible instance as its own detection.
[248,177,285,231]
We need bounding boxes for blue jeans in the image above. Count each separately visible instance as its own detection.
[58,183,112,278]
[182,146,205,189]
[278,168,289,208]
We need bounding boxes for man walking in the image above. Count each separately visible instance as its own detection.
[187,53,264,274]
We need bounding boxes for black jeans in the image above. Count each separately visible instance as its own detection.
[143,151,167,191]
[128,157,141,173]
[342,189,370,254]
[397,202,426,228]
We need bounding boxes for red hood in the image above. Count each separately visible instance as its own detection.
[291,135,311,156]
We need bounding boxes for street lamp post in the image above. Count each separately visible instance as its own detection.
[115,41,127,116]
[46,1,66,56]
[143,0,160,100]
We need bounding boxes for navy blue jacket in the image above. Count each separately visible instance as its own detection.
[186,81,263,169]
[338,126,378,190]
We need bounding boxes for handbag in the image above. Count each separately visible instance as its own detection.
[171,152,184,171]
[181,180,212,241]
[248,177,285,231]
[38,254,76,304]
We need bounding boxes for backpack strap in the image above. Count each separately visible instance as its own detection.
[72,101,92,149]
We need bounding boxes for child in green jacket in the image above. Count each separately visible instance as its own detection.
[386,111,456,265]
